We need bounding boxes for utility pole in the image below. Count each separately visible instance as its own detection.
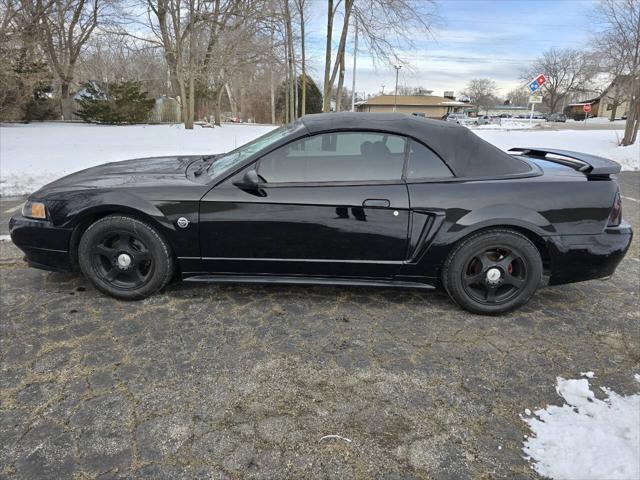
[381,85,385,94]
[351,15,358,111]
[393,65,402,112]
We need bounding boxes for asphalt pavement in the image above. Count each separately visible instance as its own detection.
[0,173,638,479]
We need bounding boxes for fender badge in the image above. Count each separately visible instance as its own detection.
[177,217,189,228]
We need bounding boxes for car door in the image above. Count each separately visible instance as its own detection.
[199,130,411,278]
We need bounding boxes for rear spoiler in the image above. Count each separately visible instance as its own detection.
[509,147,621,176]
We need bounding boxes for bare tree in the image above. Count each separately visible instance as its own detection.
[144,0,201,128]
[0,0,57,119]
[463,78,498,114]
[594,0,640,145]
[293,0,306,116]
[40,0,101,119]
[322,0,436,112]
[77,32,169,95]
[506,86,529,107]
[522,48,592,114]
[282,0,295,121]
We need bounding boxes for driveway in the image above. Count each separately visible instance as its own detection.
[1,173,639,479]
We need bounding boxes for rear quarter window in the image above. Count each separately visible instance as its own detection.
[406,140,453,179]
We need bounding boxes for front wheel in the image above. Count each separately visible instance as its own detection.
[442,229,542,315]
[78,215,175,300]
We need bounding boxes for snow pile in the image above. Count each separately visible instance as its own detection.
[474,120,542,130]
[522,375,640,480]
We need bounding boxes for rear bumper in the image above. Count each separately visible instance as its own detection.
[547,221,633,285]
[9,214,74,272]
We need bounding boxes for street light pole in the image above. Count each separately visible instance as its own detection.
[393,65,402,112]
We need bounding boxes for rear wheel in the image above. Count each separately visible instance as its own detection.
[442,229,542,315]
[78,215,175,300]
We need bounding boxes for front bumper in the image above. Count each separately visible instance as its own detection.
[546,221,633,285]
[9,214,74,272]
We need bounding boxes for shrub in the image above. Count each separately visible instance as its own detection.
[22,83,59,122]
[76,81,155,124]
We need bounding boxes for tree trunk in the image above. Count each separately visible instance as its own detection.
[322,0,334,112]
[184,6,195,130]
[284,58,290,123]
[214,87,223,126]
[284,0,296,121]
[269,24,276,124]
[186,73,195,129]
[60,81,73,121]
[335,54,345,112]
[610,103,617,122]
[621,78,639,146]
[178,78,189,129]
[300,6,306,116]
[270,68,276,124]
[225,83,237,118]
[325,0,352,111]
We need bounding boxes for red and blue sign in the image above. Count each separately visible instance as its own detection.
[528,74,546,94]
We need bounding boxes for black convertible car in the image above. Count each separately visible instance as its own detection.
[10,113,632,314]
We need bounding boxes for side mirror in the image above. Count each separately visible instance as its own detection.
[233,169,261,190]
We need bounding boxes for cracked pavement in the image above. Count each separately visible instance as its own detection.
[1,172,639,479]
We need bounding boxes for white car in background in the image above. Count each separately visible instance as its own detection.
[443,113,471,125]
[443,113,490,126]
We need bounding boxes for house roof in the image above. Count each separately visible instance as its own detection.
[363,95,471,107]
[567,98,599,107]
[299,113,531,178]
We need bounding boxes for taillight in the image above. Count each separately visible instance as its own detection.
[608,191,622,227]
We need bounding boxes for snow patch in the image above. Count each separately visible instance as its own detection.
[522,375,640,480]
[581,371,595,378]
[474,120,541,130]
[0,235,11,242]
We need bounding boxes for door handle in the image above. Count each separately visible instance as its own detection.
[362,199,390,208]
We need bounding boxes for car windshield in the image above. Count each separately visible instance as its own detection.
[207,125,294,176]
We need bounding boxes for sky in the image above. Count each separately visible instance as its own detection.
[302,0,599,99]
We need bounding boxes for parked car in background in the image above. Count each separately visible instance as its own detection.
[443,113,469,125]
[10,113,631,315]
[547,113,567,123]
[475,115,492,126]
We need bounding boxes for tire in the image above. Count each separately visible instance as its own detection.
[78,215,175,300]
[442,229,542,315]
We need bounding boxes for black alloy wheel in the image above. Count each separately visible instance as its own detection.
[78,215,175,300]
[462,246,527,305]
[442,229,542,315]
[90,230,153,289]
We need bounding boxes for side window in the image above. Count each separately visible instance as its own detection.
[406,140,453,179]
[258,131,407,183]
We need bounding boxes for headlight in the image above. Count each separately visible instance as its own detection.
[22,201,47,219]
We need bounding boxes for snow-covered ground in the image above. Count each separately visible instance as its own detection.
[0,122,637,196]
[477,128,638,171]
[0,123,275,196]
[522,374,640,480]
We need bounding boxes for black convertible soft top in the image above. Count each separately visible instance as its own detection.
[299,112,532,178]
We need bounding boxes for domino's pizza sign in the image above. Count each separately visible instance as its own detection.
[528,74,547,94]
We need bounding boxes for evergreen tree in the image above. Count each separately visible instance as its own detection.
[76,81,155,124]
[276,74,322,121]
